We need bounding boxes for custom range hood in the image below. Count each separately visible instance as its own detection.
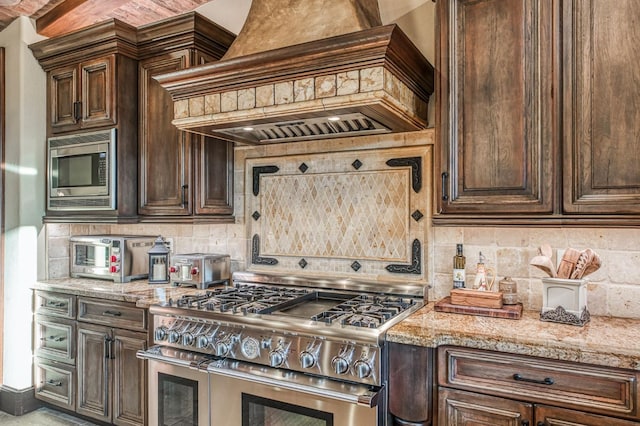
[155,0,434,144]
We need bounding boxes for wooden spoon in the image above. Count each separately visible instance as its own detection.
[530,255,556,277]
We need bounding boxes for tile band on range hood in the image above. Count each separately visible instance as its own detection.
[154,0,434,145]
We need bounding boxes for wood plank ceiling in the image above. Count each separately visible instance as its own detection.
[0,0,212,37]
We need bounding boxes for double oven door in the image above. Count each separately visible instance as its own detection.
[141,347,383,426]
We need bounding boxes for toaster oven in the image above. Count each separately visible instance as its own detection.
[70,235,156,282]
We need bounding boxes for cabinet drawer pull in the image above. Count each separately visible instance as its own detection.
[102,310,122,317]
[44,301,66,308]
[441,172,449,201]
[181,184,188,207]
[537,422,546,426]
[73,101,82,122]
[512,373,554,385]
[41,335,65,342]
[45,379,63,387]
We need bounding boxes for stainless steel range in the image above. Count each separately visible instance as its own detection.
[138,271,425,426]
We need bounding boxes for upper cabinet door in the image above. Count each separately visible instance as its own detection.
[563,0,640,214]
[48,55,116,134]
[436,0,557,216]
[49,65,78,130]
[80,56,115,129]
[138,51,190,216]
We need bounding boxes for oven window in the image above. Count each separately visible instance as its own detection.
[158,372,199,426]
[242,393,333,426]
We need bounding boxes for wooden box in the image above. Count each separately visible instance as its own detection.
[450,289,503,309]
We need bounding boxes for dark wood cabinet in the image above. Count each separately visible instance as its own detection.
[537,405,640,426]
[30,20,139,223]
[436,0,557,218]
[437,346,640,425]
[436,0,640,225]
[136,13,235,222]
[438,387,533,426]
[561,0,640,215]
[49,56,116,134]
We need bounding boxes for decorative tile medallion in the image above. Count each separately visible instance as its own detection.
[246,146,429,281]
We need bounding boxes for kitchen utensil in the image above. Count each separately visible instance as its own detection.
[539,244,553,259]
[556,248,582,279]
[570,248,601,279]
[530,255,556,277]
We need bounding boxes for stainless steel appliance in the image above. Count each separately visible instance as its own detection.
[48,128,116,211]
[70,235,156,282]
[169,253,231,289]
[137,271,426,425]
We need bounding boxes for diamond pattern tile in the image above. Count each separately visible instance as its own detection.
[247,146,429,280]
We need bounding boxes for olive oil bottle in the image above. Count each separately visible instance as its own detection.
[453,244,466,288]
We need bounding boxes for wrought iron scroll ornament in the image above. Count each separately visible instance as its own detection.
[252,165,279,196]
[385,239,422,274]
[251,235,278,265]
[385,157,422,193]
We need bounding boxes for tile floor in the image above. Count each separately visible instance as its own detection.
[0,406,99,425]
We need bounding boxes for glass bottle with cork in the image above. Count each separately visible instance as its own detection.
[453,244,466,288]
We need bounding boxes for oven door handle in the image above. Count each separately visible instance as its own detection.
[136,347,213,370]
[207,360,382,407]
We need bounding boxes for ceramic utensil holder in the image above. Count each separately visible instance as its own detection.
[540,278,589,326]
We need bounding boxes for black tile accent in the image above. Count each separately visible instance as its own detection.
[252,165,279,196]
[386,239,422,274]
[299,259,308,269]
[386,157,422,193]
[299,163,309,173]
[251,234,278,265]
[252,211,261,221]
[412,210,424,222]
[351,261,362,271]
[352,159,363,170]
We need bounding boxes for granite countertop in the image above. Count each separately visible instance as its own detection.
[34,278,205,308]
[36,279,640,371]
[387,303,640,371]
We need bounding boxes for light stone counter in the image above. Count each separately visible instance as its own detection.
[34,278,207,308]
[387,303,640,371]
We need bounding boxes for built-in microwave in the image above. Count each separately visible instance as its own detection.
[47,128,116,211]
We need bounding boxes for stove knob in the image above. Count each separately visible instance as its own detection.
[269,349,286,367]
[215,338,231,356]
[299,351,317,369]
[331,356,350,375]
[168,330,181,344]
[182,332,195,347]
[196,335,210,349]
[154,327,168,341]
[354,359,372,379]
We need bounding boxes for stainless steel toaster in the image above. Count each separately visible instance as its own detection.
[169,253,230,289]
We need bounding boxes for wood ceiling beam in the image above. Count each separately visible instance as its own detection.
[35,0,128,37]
[36,0,87,35]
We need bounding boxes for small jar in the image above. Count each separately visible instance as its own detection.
[499,276,518,305]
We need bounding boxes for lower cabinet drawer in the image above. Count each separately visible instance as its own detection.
[77,297,146,331]
[438,346,639,419]
[34,315,75,364]
[34,359,76,411]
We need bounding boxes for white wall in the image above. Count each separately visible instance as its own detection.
[0,16,46,389]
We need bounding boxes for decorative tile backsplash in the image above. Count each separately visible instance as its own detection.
[246,146,429,282]
[43,128,640,319]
